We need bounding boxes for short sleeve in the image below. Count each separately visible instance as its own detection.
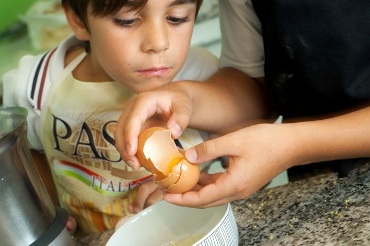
[2,55,44,150]
[219,0,265,78]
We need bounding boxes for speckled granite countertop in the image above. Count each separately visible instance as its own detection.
[75,160,370,246]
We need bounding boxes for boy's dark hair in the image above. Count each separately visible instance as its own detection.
[62,0,204,30]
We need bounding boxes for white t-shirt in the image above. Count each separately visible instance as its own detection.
[218,0,265,78]
[3,35,218,233]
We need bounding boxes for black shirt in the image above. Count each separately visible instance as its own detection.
[252,0,370,117]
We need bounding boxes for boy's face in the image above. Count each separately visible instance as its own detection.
[80,0,197,93]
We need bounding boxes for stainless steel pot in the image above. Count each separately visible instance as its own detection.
[0,107,74,246]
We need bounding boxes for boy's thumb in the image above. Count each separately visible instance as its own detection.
[185,139,220,164]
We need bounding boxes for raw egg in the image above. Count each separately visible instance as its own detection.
[136,127,200,193]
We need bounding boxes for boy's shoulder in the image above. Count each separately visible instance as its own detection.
[3,35,84,109]
[2,35,85,150]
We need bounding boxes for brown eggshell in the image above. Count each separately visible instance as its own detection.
[136,127,176,175]
[155,171,180,190]
[165,159,200,193]
[136,127,200,193]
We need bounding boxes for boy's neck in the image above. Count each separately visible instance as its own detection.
[65,47,113,83]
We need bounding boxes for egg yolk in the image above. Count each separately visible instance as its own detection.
[165,157,184,175]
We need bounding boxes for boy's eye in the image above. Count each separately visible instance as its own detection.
[113,16,190,27]
[166,16,190,25]
[113,18,137,27]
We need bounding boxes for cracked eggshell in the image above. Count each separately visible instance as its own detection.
[136,127,200,193]
[161,159,200,193]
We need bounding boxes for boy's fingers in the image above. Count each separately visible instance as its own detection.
[167,101,192,139]
[185,134,236,164]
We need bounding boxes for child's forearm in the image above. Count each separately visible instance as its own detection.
[283,104,370,167]
[181,67,270,132]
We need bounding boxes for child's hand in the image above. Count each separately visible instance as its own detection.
[66,216,77,235]
[163,123,296,208]
[115,85,193,171]
[129,181,164,213]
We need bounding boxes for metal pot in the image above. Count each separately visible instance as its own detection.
[0,107,74,246]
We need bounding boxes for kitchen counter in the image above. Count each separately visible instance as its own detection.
[75,160,370,245]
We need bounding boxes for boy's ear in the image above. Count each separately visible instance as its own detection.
[63,7,90,41]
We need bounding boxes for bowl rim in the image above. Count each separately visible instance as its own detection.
[107,201,236,246]
[194,202,234,245]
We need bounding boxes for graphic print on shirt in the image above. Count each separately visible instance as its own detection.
[39,74,154,233]
[50,113,152,197]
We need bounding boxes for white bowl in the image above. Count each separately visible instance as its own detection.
[106,201,238,246]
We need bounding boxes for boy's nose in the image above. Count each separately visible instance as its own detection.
[141,22,170,53]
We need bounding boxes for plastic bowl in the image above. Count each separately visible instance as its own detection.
[106,201,238,246]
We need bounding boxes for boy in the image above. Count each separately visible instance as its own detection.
[3,0,217,234]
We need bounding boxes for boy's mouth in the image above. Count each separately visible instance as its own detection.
[138,67,171,78]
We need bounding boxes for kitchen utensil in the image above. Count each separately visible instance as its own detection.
[0,107,74,246]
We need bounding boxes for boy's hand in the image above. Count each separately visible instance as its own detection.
[163,123,295,208]
[115,84,193,170]
[66,216,77,235]
[129,181,164,213]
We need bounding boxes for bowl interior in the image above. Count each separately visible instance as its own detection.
[107,201,231,246]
